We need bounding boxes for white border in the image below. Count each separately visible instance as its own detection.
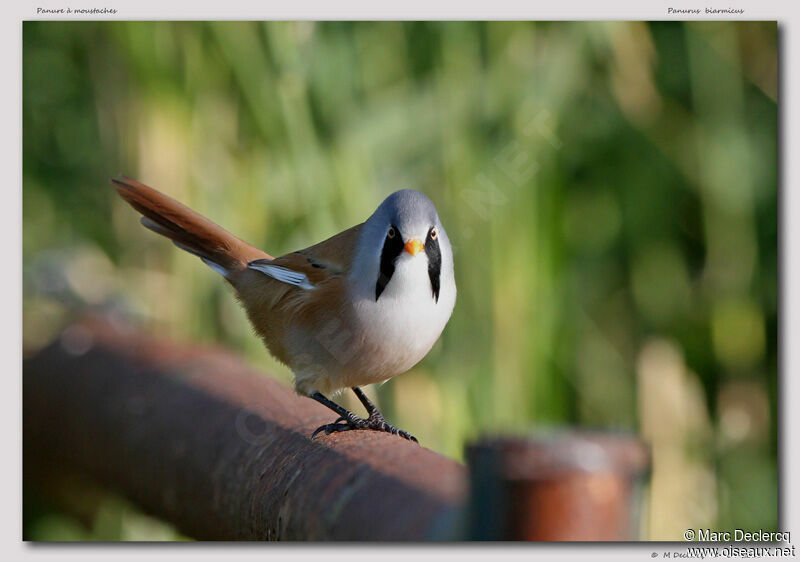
[5,2,795,561]
[16,1,794,20]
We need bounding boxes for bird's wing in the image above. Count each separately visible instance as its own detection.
[247,224,363,288]
[235,224,364,367]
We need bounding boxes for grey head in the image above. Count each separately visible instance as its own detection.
[376,189,440,238]
[351,189,455,303]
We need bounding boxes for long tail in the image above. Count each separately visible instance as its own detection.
[111,175,271,276]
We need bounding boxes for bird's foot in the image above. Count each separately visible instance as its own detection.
[363,414,418,442]
[312,413,417,442]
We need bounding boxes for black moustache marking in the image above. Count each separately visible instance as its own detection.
[375,225,404,300]
[425,229,441,303]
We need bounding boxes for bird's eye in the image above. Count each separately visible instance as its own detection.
[387,227,396,239]
[429,227,438,240]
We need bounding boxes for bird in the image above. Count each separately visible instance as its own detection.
[111,176,456,442]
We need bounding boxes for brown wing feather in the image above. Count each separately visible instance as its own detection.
[230,224,364,370]
[266,224,363,284]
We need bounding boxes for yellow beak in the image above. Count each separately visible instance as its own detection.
[404,239,424,256]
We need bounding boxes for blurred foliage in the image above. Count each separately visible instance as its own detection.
[23,21,777,541]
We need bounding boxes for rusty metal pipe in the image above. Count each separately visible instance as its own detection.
[24,317,649,541]
[23,317,467,541]
[466,433,649,540]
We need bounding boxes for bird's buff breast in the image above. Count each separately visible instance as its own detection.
[289,273,455,395]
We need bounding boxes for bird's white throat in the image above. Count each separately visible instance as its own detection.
[348,250,456,383]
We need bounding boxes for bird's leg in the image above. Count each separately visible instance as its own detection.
[350,387,418,442]
[309,392,366,437]
[351,386,384,422]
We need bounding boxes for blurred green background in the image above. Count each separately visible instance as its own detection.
[23,21,777,541]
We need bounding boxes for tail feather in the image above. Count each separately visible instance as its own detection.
[112,176,271,275]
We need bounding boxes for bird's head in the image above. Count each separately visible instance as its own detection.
[353,189,454,303]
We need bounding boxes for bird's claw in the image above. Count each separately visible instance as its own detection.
[311,421,351,439]
[366,417,418,442]
[311,415,418,442]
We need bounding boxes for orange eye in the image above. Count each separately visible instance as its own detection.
[429,227,438,240]
[387,227,396,239]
